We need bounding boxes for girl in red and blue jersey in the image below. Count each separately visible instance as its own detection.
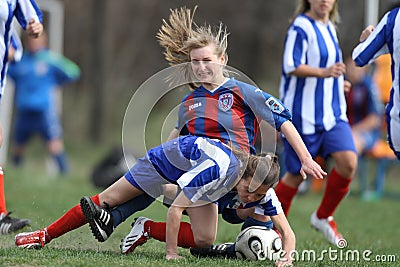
[109,6,325,240]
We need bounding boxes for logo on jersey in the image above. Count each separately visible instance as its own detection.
[266,97,284,114]
[219,93,233,111]
[188,102,202,111]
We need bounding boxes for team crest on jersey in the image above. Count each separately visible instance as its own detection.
[266,97,284,114]
[219,93,233,111]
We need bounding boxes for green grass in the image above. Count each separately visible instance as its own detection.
[1,141,400,266]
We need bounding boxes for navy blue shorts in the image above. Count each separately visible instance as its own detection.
[283,120,356,174]
[14,110,62,144]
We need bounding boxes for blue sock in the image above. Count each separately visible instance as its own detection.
[241,217,274,230]
[13,155,22,166]
[53,152,69,174]
[111,194,155,227]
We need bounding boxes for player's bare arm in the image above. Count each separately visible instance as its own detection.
[280,121,327,179]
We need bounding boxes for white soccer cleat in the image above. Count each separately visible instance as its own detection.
[120,217,150,254]
[15,229,47,249]
[310,211,345,247]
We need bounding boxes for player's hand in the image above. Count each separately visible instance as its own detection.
[26,19,43,38]
[275,259,293,267]
[166,253,184,260]
[300,157,327,180]
[359,25,374,42]
[343,80,351,93]
[324,62,346,78]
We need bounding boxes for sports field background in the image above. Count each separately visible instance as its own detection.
[0,139,399,266]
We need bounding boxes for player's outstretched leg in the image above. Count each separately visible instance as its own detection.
[0,212,31,234]
[80,196,114,242]
[120,217,150,254]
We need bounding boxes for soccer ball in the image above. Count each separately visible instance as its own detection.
[234,226,282,261]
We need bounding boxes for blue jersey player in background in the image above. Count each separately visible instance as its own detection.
[8,32,80,175]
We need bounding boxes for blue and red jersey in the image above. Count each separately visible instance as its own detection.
[176,78,292,154]
[345,76,383,127]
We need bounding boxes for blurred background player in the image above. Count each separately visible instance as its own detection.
[0,0,43,234]
[8,32,80,175]
[345,56,383,156]
[344,56,384,200]
[277,0,357,246]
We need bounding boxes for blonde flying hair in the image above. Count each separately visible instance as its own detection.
[292,0,341,24]
[157,6,230,88]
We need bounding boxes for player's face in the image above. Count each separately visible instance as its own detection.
[308,0,335,21]
[26,35,47,53]
[190,45,225,89]
[235,177,269,203]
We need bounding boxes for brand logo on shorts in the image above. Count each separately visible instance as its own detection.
[219,93,233,111]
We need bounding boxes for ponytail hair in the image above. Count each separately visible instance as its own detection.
[229,144,280,191]
[157,6,198,66]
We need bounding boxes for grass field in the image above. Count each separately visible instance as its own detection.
[0,140,400,266]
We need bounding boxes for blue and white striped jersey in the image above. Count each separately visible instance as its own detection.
[279,14,347,135]
[0,0,42,96]
[147,135,241,203]
[352,7,400,156]
[218,188,283,216]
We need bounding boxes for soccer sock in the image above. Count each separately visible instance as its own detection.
[0,166,7,214]
[112,194,155,228]
[12,155,22,166]
[316,168,351,219]
[146,220,196,248]
[275,180,298,216]
[53,152,69,174]
[46,194,100,242]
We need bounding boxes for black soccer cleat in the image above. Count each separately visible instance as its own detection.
[0,212,31,234]
[190,243,234,258]
[80,196,114,242]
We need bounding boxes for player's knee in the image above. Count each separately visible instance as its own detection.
[194,232,215,247]
[338,157,358,178]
